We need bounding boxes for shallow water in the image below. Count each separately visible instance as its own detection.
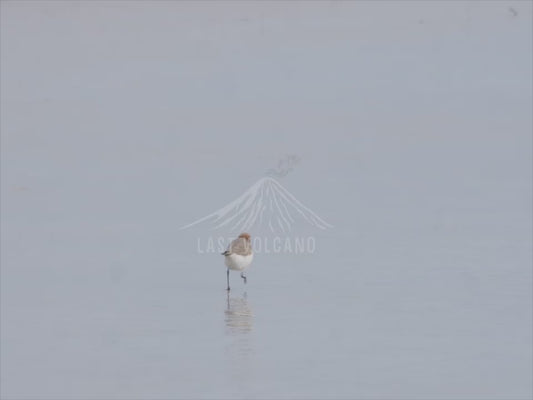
[1,2,532,399]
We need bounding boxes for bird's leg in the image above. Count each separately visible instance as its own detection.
[240,272,247,284]
[227,269,230,291]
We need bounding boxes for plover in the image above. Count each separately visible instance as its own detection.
[222,233,253,291]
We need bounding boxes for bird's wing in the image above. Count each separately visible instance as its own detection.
[229,237,252,256]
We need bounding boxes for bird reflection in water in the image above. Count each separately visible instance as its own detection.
[224,292,254,383]
[225,292,253,335]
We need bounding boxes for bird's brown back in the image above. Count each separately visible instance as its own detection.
[229,237,252,256]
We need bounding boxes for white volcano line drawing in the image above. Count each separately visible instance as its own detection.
[181,177,332,233]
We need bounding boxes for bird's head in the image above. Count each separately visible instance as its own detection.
[238,232,251,241]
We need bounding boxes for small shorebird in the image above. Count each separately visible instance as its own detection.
[222,232,253,291]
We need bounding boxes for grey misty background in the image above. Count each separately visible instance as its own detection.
[1,1,531,400]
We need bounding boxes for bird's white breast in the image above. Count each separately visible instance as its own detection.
[225,253,253,271]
